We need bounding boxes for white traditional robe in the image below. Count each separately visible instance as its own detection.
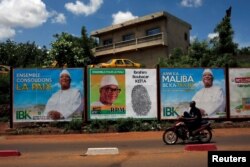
[192,86,225,116]
[44,88,82,119]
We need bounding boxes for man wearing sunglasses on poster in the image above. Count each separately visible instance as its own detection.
[91,75,121,107]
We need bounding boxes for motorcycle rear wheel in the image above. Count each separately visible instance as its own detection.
[199,129,212,143]
[163,130,178,145]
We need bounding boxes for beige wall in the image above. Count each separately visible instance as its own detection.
[93,13,190,68]
[96,46,169,68]
[166,16,190,54]
[99,18,166,45]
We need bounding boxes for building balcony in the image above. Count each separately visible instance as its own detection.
[93,32,167,57]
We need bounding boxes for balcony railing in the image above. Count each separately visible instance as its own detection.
[115,39,136,48]
[95,32,166,54]
[137,33,163,44]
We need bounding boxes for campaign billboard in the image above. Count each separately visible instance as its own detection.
[229,68,250,118]
[13,68,84,122]
[88,68,157,120]
[160,68,226,119]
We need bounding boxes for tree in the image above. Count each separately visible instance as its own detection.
[0,40,18,66]
[158,38,238,68]
[16,42,48,68]
[188,39,211,67]
[0,40,48,68]
[49,26,96,68]
[158,7,242,68]
[212,6,238,55]
[238,46,250,55]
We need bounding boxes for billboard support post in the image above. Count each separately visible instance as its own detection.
[10,67,13,128]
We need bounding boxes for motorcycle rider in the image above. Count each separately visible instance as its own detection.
[183,101,202,137]
[163,101,212,145]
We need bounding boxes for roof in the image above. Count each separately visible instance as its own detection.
[91,11,192,37]
[0,65,10,70]
[0,65,10,75]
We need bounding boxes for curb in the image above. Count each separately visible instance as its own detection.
[0,150,21,157]
[85,147,119,155]
[184,144,217,151]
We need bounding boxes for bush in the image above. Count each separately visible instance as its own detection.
[115,118,134,132]
[132,120,152,131]
[0,75,10,122]
[0,104,9,120]
[49,121,66,128]
[66,119,83,131]
[83,119,165,133]
[83,119,109,133]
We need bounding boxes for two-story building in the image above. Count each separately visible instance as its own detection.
[91,11,192,67]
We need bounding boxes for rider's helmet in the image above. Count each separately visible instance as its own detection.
[189,101,196,108]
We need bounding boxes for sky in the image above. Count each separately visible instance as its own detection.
[0,0,250,48]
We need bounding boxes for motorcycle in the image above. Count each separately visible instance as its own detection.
[162,117,213,145]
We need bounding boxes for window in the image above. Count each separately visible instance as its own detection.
[103,39,113,46]
[122,33,135,41]
[124,59,133,65]
[146,27,160,36]
[115,60,123,65]
[184,33,188,41]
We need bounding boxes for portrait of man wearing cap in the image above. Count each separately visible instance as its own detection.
[91,75,121,107]
[192,68,225,117]
[43,69,83,120]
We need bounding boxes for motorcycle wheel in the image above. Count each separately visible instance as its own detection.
[199,129,212,143]
[162,130,178,145]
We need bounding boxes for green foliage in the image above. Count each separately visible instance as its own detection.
[212,7,238,55]
[65,119,83,131]
[49,121,67,128]
[115,118,135,132]
[49,26,96,67]
[83,119,111,133]
[81,118,162,133]
[132,120,152,131]
[238,46,250,55]
[0,26,96,68]
[48,119,82,131]
[114,118,160,132]
[84,119,112,133]
[0,74,10,103]
[236,53,250,67]
[158,7,250,68]
[189,40,210,61]
[210,53,238,67]
[0,74,10,120]
[0,40,48,68]
[159,38,241,68]
[159,48,191,67]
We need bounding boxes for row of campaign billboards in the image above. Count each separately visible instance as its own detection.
[12,67,250,122]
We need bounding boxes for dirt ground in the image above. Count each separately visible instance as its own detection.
[0,122,9,134]
[1,122,250,167]
[1,127,250,144]
[1,121,250,141]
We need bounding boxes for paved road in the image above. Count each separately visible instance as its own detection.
[0,128,250,167]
